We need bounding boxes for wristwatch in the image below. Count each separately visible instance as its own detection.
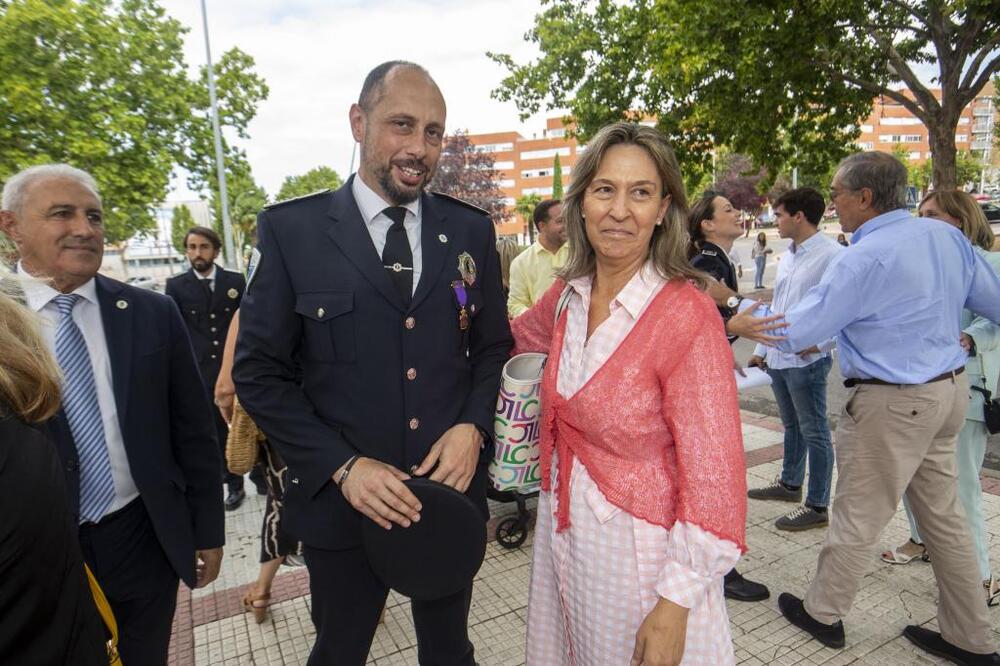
[726,295,744,310]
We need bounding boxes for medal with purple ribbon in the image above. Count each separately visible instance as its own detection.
[452,280,470,330]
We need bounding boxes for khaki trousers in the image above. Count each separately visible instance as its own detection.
[803,373,994,654]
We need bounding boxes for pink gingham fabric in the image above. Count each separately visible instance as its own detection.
[524,264,740,665]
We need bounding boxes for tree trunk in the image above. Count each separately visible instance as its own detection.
[927,118,958,190]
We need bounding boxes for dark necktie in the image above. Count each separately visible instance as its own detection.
[201,278,213,308]
[381,207,413,304]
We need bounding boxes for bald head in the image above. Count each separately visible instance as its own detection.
[358,60,438,113]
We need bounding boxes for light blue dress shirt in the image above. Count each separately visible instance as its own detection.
[770,209,1000,383]
[752,231,843,369]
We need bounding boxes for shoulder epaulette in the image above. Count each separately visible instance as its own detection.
[430,191,490,217]
[263,189,331,210]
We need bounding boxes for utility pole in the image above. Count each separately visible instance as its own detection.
[199,0,236,268]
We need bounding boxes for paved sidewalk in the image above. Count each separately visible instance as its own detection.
[169,410,1000,665]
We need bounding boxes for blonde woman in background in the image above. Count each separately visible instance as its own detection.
[0,275,106,664]
[882,190,1000,606]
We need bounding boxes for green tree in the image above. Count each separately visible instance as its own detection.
[170,204,195,254]
[0,0,268,244]
[208,156,267,261]
[276,166,344,202]
[491,0,1000,190]
[552,153,564,199]
[515,193,543,243]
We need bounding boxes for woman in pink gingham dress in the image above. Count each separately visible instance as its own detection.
[512,123,747,665]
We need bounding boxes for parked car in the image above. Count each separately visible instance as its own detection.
[981,201,1000,223]
[126,276,157,290]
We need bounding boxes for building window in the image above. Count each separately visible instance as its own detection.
[548,128,565,138]
[503,197,516,206]
[493,160,514,170]
[473,142,514,154]
[908,151,921,160]
[880,117,921,126]
[522,169,553,179]
[498,179,515,188]
[955,134,968,142]
[857,141,874,150]
[860,124,874,133]
[878,135,901,143]
[521,187,554,196]
[520,147,571,160]
[903,134,922,143]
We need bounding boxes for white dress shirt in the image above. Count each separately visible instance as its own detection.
[753,232,843,369]
[195,264,217,291]
[17,264,140,516]
[352,174,423,293]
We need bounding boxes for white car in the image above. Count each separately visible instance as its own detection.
[126,276,157,290]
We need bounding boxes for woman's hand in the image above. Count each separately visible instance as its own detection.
[214,375,236,425]
[726,300,786,345]
[631,598,689,666]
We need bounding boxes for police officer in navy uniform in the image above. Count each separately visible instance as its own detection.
[687,191,772,603]
[233,61,512,665]
[165,226,249,509]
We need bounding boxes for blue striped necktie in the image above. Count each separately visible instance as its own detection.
[52,294,115,523]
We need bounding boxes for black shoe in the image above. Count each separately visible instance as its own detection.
[224,488,246,511]
[724,569,770,602]
[902,625,1000,665]
[778,592,845,649]
[253,481,268,496]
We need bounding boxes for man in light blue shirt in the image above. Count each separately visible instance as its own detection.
[767,152,1000,663]
[747,188,842,532]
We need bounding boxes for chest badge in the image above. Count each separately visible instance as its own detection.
[227,288,239,299]
[457,252,477,287]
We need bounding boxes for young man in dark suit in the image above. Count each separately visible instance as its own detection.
[234,61,513,665]
[166,226,249,509]
[0,164,225,666]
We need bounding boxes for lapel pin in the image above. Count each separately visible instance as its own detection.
[438,234,448,243]
[116,299,128,310]
[227,287,238,299]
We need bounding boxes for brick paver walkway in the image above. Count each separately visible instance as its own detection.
[168,410,1000,664]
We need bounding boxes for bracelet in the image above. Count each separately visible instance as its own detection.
[336,455,361,487]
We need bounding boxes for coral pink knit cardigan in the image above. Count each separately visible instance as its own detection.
[512,278,748,552]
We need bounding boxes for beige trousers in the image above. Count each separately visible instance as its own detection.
[804,373,994,654]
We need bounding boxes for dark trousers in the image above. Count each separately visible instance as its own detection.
[304,545,475,666]
[78,499,179,666]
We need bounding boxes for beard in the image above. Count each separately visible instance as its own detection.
[191,257,213,273]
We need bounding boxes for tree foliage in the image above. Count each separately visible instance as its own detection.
[515,193,543,243]
[491,0,1000,190]
[276,166,343,202]
[552,153,564,199]
[170,204,194,254]
[0,0,268,243]
[209,155,267,259]
[428,131,511,224]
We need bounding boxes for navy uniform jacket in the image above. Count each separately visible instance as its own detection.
[233,177,513,550]
[45,275,224,588]
[691,241,739,341]
[165,266,245,389]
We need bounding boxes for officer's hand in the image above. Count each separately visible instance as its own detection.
[726,301,786,345]
[748,355,767,369]
[339,458,421,530]
[412,423,481,493]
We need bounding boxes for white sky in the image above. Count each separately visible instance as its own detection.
[158,0,557,199]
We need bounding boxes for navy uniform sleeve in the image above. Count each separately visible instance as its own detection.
[233,212,357,498]
[164,295,225,549]
[457,219,514,440]
[691,252,727,283]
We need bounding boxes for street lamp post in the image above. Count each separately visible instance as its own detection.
[199,0,237,269]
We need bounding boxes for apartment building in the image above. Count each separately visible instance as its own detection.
[855,80,996,168]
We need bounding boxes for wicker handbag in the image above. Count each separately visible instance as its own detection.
[226,398,263,474]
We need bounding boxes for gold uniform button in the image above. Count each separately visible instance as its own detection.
[406,368,417,380]
[317,307,325,318]
[409,418,420,430]
[210,326,217,333]
[213,340,219,346]
[404,316,416,329]
[210,313,216,319]
[211,354,217,359]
